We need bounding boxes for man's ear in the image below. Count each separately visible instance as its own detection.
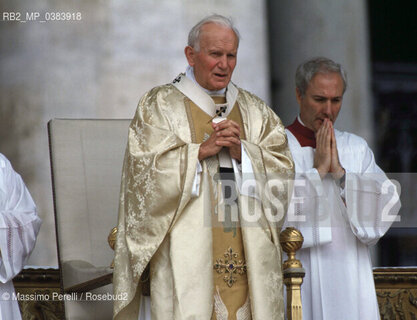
[295,88,303,105]
[184,46,195,67]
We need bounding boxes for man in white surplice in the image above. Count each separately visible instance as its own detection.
[285,57,401,320]
[0,153,42,319]
[113,14,294,320]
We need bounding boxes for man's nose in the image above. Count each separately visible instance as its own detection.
[218,55,227,69]
[323,101,332,116]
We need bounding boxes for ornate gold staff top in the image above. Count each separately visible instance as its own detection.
[280,227,305,320]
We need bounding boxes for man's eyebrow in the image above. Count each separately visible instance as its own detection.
[311,95,343,99]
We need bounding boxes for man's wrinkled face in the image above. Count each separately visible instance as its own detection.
[296,72,344,132]
[185,23,238,91]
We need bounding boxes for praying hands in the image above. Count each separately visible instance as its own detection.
[198,119,241,161]
[313,118,345,180]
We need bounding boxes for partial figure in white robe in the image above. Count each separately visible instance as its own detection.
[0,153,42,319]
[284,57,400,320]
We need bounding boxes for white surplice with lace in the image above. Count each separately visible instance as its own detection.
[285,127,400,320]
[0,154,41,320]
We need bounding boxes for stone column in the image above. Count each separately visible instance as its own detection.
[267,0,373,144]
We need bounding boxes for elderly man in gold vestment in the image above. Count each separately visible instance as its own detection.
[113,14,294,320]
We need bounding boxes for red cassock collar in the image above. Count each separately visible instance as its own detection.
[286,118,316,148]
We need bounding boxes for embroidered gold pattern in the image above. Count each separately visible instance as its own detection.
[214,247,247,287]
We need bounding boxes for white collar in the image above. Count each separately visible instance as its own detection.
[297,115,306,127]
[172,70,238,118]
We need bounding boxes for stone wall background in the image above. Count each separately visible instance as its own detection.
[0,0,270,266]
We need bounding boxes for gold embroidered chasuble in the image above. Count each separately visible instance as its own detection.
[113,77,294,320]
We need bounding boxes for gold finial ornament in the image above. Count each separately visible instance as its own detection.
[280,227,304,269]
[280,227,305,320]
[108,227,118,268]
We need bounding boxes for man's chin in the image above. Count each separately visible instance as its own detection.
[209,81,229,91]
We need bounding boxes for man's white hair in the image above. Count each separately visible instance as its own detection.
[188,14,240,51]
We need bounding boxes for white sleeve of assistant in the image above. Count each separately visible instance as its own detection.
[0,156,42,283]
[345,146,401,246]
[284,168,332,248]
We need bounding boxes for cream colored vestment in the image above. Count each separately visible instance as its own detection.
[113,75,294,320]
